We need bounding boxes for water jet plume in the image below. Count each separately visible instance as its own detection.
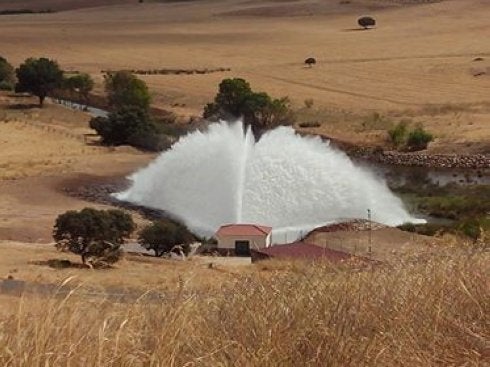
[116,121,422,240]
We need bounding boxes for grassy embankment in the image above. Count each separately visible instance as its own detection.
[397,184,490,239]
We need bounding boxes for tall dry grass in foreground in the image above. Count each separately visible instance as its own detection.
[0,247,488,366]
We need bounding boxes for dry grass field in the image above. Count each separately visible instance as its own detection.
[0,243,487,366]
[0,0,488,152]
[0,241,249,291]
[0,95,153,242]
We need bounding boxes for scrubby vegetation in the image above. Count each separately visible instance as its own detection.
[397,184,490,240]
[104,70,151,111]
[53,208,135,266]
[90,106,171,151]
[138,220,195,257]
[15,58,64,107]
[204,78,294,138]
[0,245,487,366]
[388,120,433,151]
[62,73,94,104]
[388,119,408,147]
[358,16,376,29]
[89,71,179,151]
[0,56,15,91]
[406,125,434,151]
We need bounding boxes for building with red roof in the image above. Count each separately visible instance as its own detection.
[215,224,272,256]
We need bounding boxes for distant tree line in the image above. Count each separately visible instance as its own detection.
[0,56,95,108]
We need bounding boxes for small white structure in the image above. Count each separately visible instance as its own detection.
[215,224,272,256]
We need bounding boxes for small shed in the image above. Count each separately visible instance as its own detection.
[215,224,272,256]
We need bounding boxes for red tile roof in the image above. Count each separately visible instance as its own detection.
[216,224,272,237]
[252,241,353,262]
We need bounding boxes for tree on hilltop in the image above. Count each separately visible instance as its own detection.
[358,16,376,29]
[15,57,64,107]
[304,57,316,67]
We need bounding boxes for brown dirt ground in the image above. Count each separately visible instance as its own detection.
[0,240,256,292]
[0,94,154,242]
[305,226,440,262]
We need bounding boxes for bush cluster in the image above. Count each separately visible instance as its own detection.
[388,121,433,151]
[0,56,16,91]
[89,71,178,151]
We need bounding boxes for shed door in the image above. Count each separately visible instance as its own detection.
[235,240,250,256]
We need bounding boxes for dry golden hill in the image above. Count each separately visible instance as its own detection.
[0,0,488,151]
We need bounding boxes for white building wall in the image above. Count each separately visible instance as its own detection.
[217,234,271,250]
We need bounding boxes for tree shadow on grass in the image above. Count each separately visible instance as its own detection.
[342,28,371,32]
[29,259,88,269]
[7,103,40,110]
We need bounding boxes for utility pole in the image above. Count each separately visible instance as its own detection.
[367,208,372,256]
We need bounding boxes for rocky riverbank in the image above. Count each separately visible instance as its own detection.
[304,132,490,169]
[351,149,490,169]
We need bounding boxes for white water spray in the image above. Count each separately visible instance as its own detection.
[117,121,422,240]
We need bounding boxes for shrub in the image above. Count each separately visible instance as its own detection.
[304,57,316,67]
[458,216,490,241]
[15,57,64,107]
[304,98,314,109]
[138,221,195,257]
[358,16,376,29]
[90,106,177,152]
[299,121,321,128]
[53,208,135,265]
[104,70,151,110]
[388,120,408,147]
[407,125,433,151]
[63,73,94,104]
[0,56,15,90]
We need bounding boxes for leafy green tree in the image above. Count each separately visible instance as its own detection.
[15,57,64,107]
[90,106,167,150]
[104,70,151,110]
[53,208,136,265]
[204,78,294,138]
[204,78,253,118]
[63,73,94,104]
[138,221,194,257]
[0,56,15,91]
